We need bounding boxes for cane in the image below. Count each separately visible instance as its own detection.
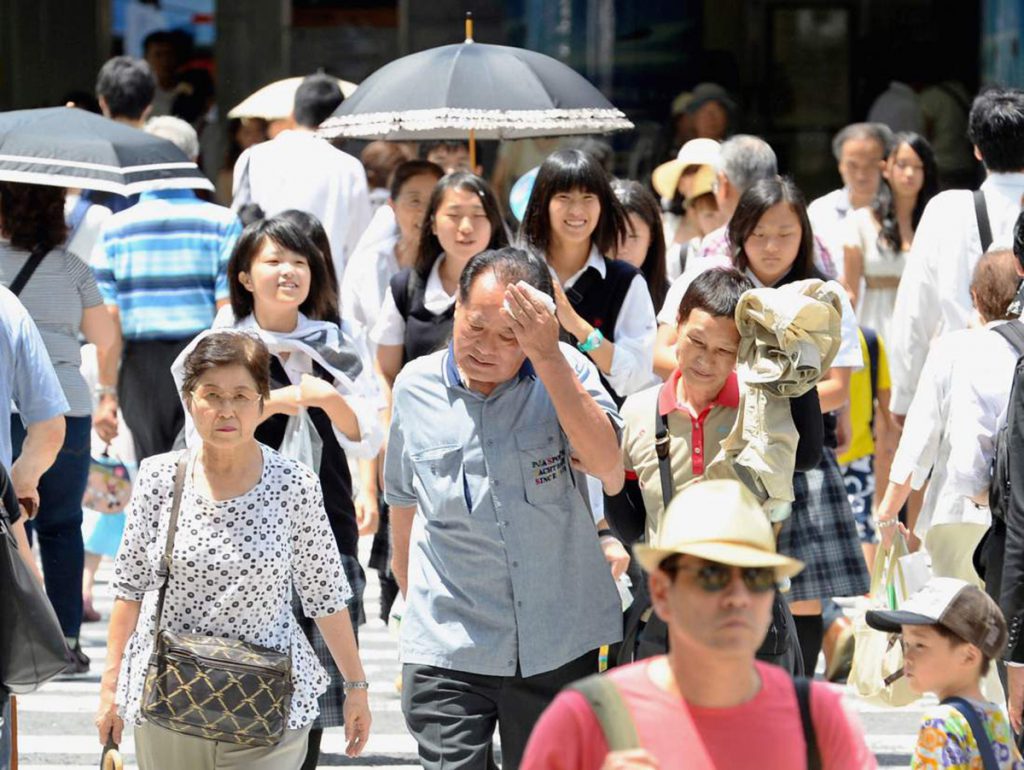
[9,695,17,770]
[100,738,123,770]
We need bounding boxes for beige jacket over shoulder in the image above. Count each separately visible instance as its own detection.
[706,279,843,515]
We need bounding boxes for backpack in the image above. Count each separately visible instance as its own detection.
[987,321,1024,524]
[571,673,821,770]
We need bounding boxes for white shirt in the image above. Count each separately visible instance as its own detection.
[232,130,372,277]
[889,323,1021,535]
[867,81,924,133]
[808,188,854,280]
[64,194,112,262]
[372,255,455,347]
[888,173,1024,413]
[341,207,401,345]
[657,263,864,370]
[560,246,657,398]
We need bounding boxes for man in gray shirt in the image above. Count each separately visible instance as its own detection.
[384,247,626,770]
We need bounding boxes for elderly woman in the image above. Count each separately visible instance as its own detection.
[95,332,371,769]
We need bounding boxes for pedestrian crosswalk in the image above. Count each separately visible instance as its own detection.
[11,555,931,768]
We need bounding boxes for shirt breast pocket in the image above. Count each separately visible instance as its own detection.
[410,444,469,520]
[515,424,571,507]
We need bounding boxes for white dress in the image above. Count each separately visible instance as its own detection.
[842,207,907,345]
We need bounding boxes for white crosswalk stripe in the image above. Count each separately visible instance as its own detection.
[11,554,936,768]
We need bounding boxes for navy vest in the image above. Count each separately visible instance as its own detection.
[391,267,455,364]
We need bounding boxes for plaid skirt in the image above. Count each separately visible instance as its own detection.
[293,553,366,730]
[777,449,870,602]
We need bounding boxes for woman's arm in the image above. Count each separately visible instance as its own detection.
[790,388,824,471]
[80,303,118,353]
[314,611,371,757]
[95,598,142,745]
[842,245,864,311]
[377,344,404,390]
[817,366,852,413]
[354,457,380,535]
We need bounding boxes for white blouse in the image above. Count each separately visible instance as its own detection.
[113,446,352,729]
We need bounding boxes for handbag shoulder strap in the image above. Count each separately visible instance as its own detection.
[8,244,49,297]
[794,677,821,770]
[974,190,993,255]
[569,674,641,752]
[941,697,999,770]
[993,321,1024,357]
[654,395,673,508]
[153,452,189,632]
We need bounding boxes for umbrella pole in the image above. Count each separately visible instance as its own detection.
[469,129,477,172]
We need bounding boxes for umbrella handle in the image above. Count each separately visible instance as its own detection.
[101,740,124,770]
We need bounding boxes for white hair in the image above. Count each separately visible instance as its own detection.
[144,115,199,161]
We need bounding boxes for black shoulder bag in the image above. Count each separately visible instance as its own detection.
[7,245,49,297]
[140,453,293,746]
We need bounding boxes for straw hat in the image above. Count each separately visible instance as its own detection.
[652,138,721,200]
[684,164,717,205]
[634,480,804,579]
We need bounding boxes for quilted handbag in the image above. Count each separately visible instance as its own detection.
[140,453,292,746]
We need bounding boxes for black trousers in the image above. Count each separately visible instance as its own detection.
[119,338,191,462]
[402,649,599,770]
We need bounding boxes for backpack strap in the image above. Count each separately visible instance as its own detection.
[7,244,49,297]
[941,697,1000,770]
[993,320,1024,357]
[570,674,641,752]
[653,396,674,509]
[861,327,881,408]
[974,190,993,255]
[794,677,821,770]
[390,268,414,321]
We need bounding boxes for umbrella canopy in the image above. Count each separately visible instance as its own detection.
[228,76,359,121]
[0,107,213,196]
[318,42,633,140]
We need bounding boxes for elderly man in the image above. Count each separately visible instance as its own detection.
[384,247,627,770]
[91,116,241,461]
[521,480,877,770]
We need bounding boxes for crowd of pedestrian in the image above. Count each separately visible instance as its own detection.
[5,46,1024,770]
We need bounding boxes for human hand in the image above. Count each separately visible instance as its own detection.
[355,489,380,535]
[501,282,561,361]
[601,535,631,580]
[1009,665,1024,733]
[600,749,660,769]
[93,398,119,442]
[879,520,908,552]
[551,280,589,341]
[95,690,124,746]
[299,373,340,409]
[342,689,371,757]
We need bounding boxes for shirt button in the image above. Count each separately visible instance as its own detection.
[487,439,494,446]
[517,600,523,607]
[493,480,500,487]
[694,447,702,455]
[513,561,519,567]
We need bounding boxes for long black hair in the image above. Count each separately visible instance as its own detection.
[873,132,939,252]
[611,180,669,308]
[519,149,627,257]
[730,176,817,283]
[414,172,508,279]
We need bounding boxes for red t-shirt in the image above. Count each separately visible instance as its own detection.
[521,659,877,770]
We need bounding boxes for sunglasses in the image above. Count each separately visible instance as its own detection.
[662,559,778,594]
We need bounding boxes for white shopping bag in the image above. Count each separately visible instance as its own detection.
[278,409,323,474]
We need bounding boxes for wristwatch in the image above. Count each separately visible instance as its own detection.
[577,328,604,353]
[342,680,370,691]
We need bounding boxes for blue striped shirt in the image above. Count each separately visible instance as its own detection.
[92,190,241,340]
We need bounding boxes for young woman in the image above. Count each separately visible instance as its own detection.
[98,332,371,769]
[730,176,870,676]
[185,215,384,770]
[610,180,669,310]
[341,160,445,340]
[520,149,657,404]
[372,172,508,386]
[842,132,938,344]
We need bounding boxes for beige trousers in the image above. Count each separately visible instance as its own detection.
[134,721,311,770]
[924,523,1005,706]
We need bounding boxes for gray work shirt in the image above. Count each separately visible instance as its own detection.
[384,342,623,677]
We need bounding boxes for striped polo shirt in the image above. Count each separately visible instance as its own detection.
[92,190,241,341]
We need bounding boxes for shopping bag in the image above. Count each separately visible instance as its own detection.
[82,447,132,514]
[849,537,920,707]
[278,409,323,474]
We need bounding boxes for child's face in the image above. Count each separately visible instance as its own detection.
[901,625,977,695]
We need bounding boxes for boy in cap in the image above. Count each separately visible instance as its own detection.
[521,480,875,770]
[866,578,1020,768]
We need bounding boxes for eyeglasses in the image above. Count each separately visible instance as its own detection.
[662,559,778,593]
[191,389,263,411]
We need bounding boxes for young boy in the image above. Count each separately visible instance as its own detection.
[867,578,1021,769]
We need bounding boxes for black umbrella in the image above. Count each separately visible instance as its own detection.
[318,16,632,165]
[0,107,213,196]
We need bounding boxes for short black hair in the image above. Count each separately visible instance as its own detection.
[1014,210,1024,270]
[729,176,816,283]
[676,268,753,325]
[388,159,444,200]
[968,88,1024,172]
[143,30,176,54]
[415,172,509,279]
[95,56,156,120]
[520,149,627,258]
[293,73,343,129]
[228,215,340,323]
[419,140,470,160]
[458,247,554,303]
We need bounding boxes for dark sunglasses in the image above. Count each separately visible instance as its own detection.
[662,559,778,594]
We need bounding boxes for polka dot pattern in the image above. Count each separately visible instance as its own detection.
[112,445,352,729]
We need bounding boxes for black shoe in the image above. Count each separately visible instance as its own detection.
[65,641,91,675]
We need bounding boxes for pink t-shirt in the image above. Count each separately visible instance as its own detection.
[521,659,877,770]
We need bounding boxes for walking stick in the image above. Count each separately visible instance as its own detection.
[9,695,16,770]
